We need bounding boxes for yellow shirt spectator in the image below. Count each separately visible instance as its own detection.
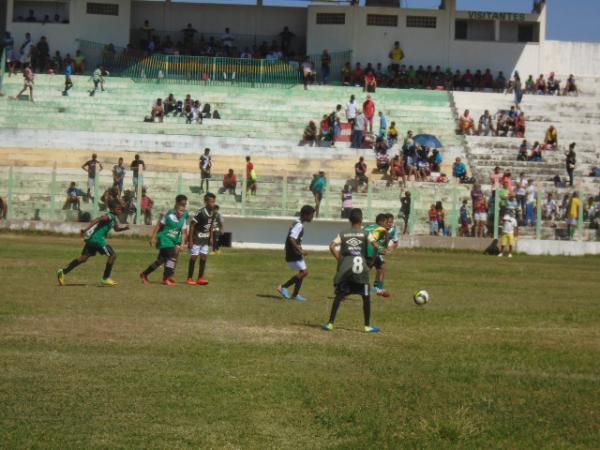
[568,196,580,218]
[390,47,404,63]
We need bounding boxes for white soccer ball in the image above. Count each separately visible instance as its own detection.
[413,290,429,306]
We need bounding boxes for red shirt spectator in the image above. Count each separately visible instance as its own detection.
[362,95,376,132]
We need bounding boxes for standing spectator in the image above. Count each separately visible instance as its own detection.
[515,173,528,222]
[245,156,257,195]
[301,57,314,90]
[351,109,366,149]
[544,125,558,149]
[362,95,375,133]
[63,182,84,210]
[14,64,34,101]
[19,33,33,66]
[345,94,357,126]
[390,155,406,187]
[452,157,467,183]
[328,104,342,148]
[498,210,518,258]
[321,49,331,85]
[221,27,234,54]
[181,23,197,48]
[458,199,470,237]
[566,192,580,240]
[378,111,387,139]
[130,154,146,195]
[279,26,294,55]
[141,187,153,225]
[36,36,49,72]
[62,59,73,96]
[543,193,558,221]
[341,184,352,219]
[435,201,446,236]
[387,121,398,147]
[112,157,126,194]
[219,169,237,195]
[388,41,404,74]
[459,109,475,135]
[399,191,411,234]
[524,180,536,227]
[73,49,86,74]
[199,148,212,193]
[490,166,503,190]
[354,156,368,192]
[0,197,6,219]
[81,153,103,202]
[565,143,576,187]
[474,195,488,238]
[309,171,327,218]
[341,62,352,86]
[428,204,439,235]
[513,72,523,107]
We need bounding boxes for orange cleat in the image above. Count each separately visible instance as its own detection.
[186,278,196,286]
[161,278,176,286]
[139,272,149,284]
[197,278,209,285]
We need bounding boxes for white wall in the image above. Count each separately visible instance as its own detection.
[130,1,306,44]
[6,0,131,55]
[542,40,600,77]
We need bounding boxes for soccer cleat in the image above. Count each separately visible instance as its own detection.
[497,253,503,257]
[377,290,391,298]
[292,295,306,302]
[364,325,381,333]
[100,278,117,286]
[322,323,334,331]
[139,272,149,284]
[186,278,197,286]
[508,253,513,258]
[276,286,290,299]
[57,269,65,286]
[161,278,176,286]
[196,278,209,285]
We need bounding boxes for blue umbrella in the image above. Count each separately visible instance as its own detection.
[413,134,443,149]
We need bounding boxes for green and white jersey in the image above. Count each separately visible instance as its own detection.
[85,212,118,247]
[157,209,189,249]
[363,223,388,257]
[332,227,374,286]
[92,68,101,82]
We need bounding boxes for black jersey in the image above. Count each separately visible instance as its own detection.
[333,227,371,286]
[191,207,216,245]
[285,219,304,262]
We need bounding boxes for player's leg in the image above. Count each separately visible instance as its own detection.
[58,246,92,285]
[196,251,209,285]
[187,251,198,284]
[162,247,178,285]
[361,285,380,333]
[323,290,345,331]
[290,268,308,301]
[100,246,117,286]
[141,249,167,282]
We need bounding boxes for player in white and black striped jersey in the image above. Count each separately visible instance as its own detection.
[276,205,315,302]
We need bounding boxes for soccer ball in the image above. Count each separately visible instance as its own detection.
[413,290,429,306]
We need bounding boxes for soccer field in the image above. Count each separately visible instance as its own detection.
[0,234,599,449]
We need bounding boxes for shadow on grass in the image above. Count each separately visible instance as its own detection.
[298,321,365,334]
[256,293,283,301]
[60,283,87,287]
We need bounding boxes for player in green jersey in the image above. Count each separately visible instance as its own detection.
[364,213,390,297]
[323,208,380,333]
[140,194,189,286]
[57,200,129,286]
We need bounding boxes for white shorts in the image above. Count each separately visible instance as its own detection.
[474,212,487,222]
[189,244,209,256]
[87,178,95,190]
[287,259,307,271]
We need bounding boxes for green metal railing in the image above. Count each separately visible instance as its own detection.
[0,48,6,93]
[306,50,352,84]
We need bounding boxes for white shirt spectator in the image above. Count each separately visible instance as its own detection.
[346,100,357,120]
[221,30,234,48]
[354,113,366,131]
[517,178,528,196]
[526,184,536,203]
[502,215,518,233]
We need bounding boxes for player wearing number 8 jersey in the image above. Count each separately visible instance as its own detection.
[323,208,380,333]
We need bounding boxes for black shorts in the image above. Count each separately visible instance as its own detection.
[367,255,385,269]
[82,243,115,257]
[158,247,177,259]
[201,171,211,180]
[335,281,370,298]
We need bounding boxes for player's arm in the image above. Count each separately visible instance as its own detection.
[288,236,306,256]
[80,215,106,234]
[114,218,129,232]
[187,221,195,247]
[180,224,189,250]
[98,162,103,172]
[368,232,379,252]
[329,234,341,260]
[81,161,88,172]
[149,221,162,247]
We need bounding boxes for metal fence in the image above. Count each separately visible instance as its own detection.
[0,48,6,93]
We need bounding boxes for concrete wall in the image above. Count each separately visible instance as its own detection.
[542,40,600,77]
[130,1,306,47]
[6,0,131,55]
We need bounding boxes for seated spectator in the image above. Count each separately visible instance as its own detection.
[525,75,535,94]
[459,109,475,135]
[173,100,183,116]
[183,94,192,116]
[187,100,202,124]
[341,62,352,86]
[354,156,368,192]
[390,155,406,186]
[150,98,164,122]
[301,120,317,146]
[452,157,467,182]
[496,111,510,136]
[544,125,558,149]
[429,148,442,172]
[201,102,211,118]
[318,114,332,145]
[478,110,496,136]
[462,69,473,90]
[530,141,543,161]
[563,74,579,96]
[220,168,237,195]
[515,111,526,138]
[547,72,560,95]
[25,9,36,22]
[495,71,507,92]
[535,74,547,94]
[352,63,363,86]
[63,182,84,210]
[517,139,529,161]
[473,69,483,91]
[164,94,176,116]
[387,121,398,147]
[364,70,377,93]
[141,187,153,225]
[482,69,494,90]
[506,106,518,130]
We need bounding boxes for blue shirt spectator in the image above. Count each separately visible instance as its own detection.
[452,157,467,181]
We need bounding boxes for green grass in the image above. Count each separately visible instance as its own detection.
[0,234,599,449]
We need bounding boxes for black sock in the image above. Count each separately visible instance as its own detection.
[362,294,371,326]
[282,276,297,289]
[143,259,163,276]
[188,259,196,279]
[328,294,344,324]
[198,259,207,278]
[292,277,303,297]
[63,259,81,274]
[103,262,113,279]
